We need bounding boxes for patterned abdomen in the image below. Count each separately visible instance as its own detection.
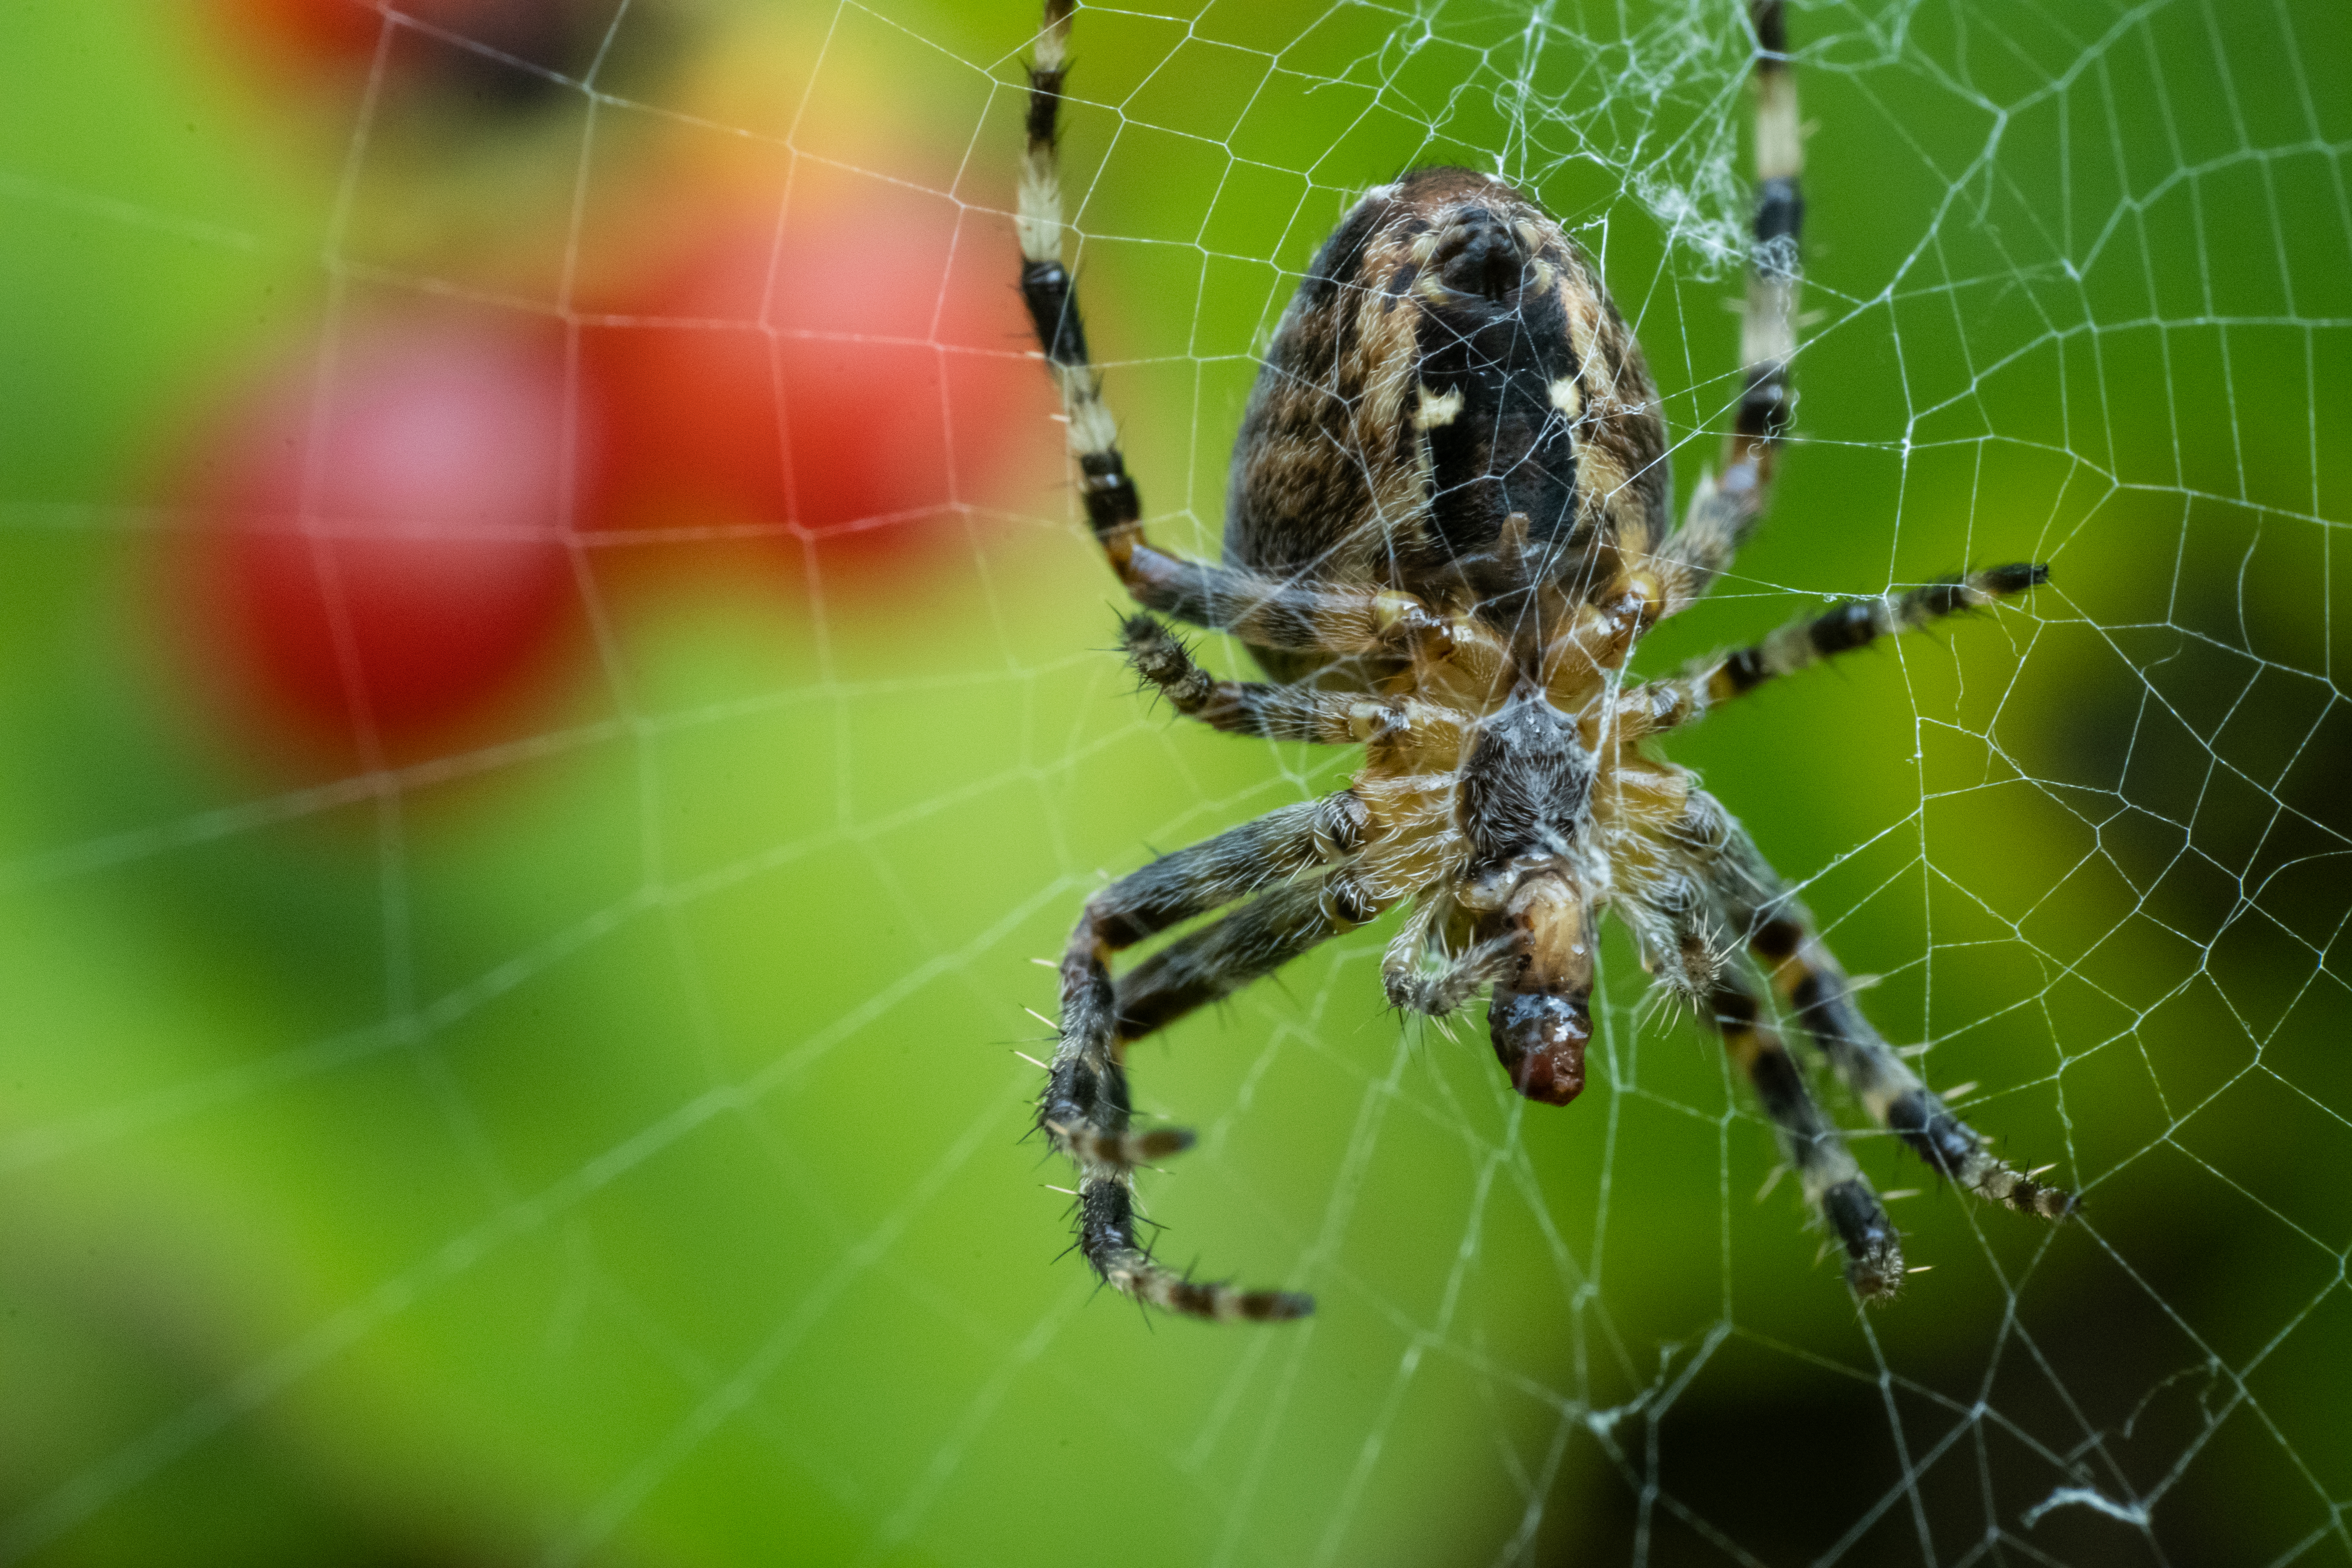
[1220,166,1673,647]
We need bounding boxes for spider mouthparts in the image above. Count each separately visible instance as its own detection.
[1487,989,1591,1106]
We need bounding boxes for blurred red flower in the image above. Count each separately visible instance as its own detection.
[174,314,592,768]
[210,0,599,78]
[582,171,1052,574]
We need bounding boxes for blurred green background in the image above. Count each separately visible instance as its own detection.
[2,1,2347,1564]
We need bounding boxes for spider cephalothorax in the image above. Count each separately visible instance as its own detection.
[1018,0,2073,1323]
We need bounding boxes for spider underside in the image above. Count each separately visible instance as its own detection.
[1016,0,2074,1321]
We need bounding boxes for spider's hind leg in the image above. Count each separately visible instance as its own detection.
[1020,4,1443,661]
[1654,0,1806,613]
[1044,791,1367,1321]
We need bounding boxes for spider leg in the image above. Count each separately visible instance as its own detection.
[1122,613,1363,743]
[1614,564,2049,740]
[1112,872,1389,1044]
[1686,796,2077,1220]
[1653,0,1802,614]
[1076,874,1385,1321]
[1706,969,1906,1298]
[1122,613,1473,753]
[1019,5,1440,659]
[1749,910,2076,1220]
[1044,792,1367,1321]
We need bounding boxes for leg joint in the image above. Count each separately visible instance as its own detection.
[1313,790,1368,859]
[1319,872,1382,927]
[1020,260,1088,366]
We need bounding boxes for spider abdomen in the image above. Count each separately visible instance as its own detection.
[1221,166,1670,651]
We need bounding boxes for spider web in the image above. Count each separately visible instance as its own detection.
[1,1,2347,1565]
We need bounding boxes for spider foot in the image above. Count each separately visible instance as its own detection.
[1111,1260,1316,1323]
[1080,1178,1310,1323]
[1823,1178,1905,1301]
[1889,1090,2076,1223]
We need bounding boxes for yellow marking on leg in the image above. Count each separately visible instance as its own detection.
[1755,63,1802,182]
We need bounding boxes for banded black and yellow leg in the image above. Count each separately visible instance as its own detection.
[1657,0,1804,612]
[1044,795,1365,1320]
[1123,614,1363,742]
[1747,911,2076,1221]
[1046,791,1364,1153]
[1707,973,1905,1299]
[1020,4,1446,659]
[1614,564,2049,739]
[1682,792,2078,1220]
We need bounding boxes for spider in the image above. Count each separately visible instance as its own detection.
[1016,0,2073,1321]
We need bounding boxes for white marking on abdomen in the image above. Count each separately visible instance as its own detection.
[1414,384,1466,429]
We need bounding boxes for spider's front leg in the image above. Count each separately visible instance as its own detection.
[1749,909,2076,1220]
[1621,801,1903,1290]
[1693,799,2076,1220]
[1705,969,1907,1298]
[1043,792,1370,1321]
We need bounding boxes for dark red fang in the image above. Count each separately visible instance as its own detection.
[1433,206,1530,301]
[1488,989,1591,1105]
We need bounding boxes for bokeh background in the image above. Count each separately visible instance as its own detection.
[2,1,2347,1564]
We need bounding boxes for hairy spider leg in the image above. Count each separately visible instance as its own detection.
[1613,563,2051,740]
[1044,793,1366,1320]
[1086,875,1389,1321]
[1019,2,1443,659]
[1122,614,1483,760]
[1122,615,1376,742]
[1114,873,1392,1044]
[1746,908,2077,1220]
[1706,970,1907,1298]
[1684,810,2078,1220]
[1124,610,1503,1024]
[1656,0,1803,613]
